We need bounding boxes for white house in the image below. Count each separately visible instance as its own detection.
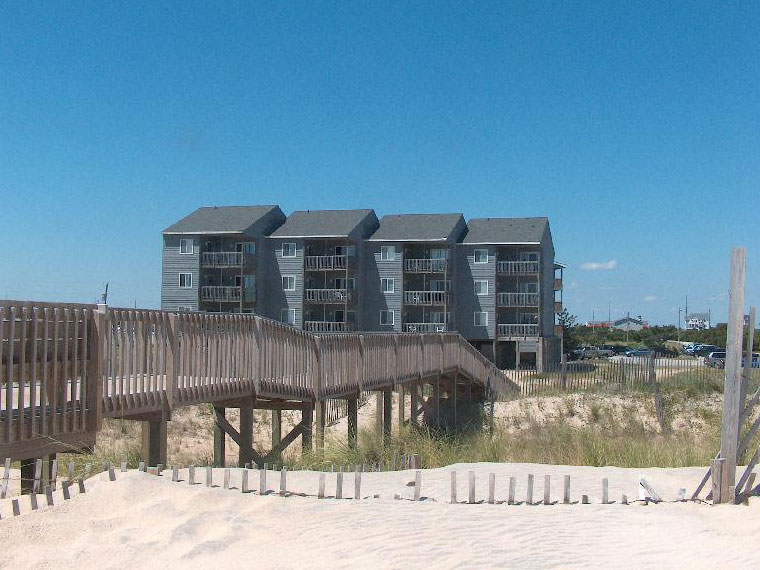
[685,312,710,330]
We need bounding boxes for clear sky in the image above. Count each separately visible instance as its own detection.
[1,1,758,325]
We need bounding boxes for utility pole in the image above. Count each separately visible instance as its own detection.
[678,307,682,341]
[626,311,630,343]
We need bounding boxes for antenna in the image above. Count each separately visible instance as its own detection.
[100,283,109,304]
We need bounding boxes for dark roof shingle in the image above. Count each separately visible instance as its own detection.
[369,213,465,242]
[462,217,549,244]
[163,205,281,234]
[270,209,377,238]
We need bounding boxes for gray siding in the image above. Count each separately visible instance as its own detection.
[268,238,304,327]
[161,235,200,311]
[454,245,495,340]
[540,227,556,338]
[362,242,402,332]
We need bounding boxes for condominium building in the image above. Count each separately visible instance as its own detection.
[161,206,563,370]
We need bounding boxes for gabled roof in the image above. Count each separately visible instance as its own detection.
[368,213,465,242]
[686,313,710,320]
[270,209,377,239]
[163,205,282,234]
[462,217,549,244]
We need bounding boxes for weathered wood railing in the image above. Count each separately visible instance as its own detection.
[2,300,519,459]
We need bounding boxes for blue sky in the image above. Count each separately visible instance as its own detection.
[1,1,758,325]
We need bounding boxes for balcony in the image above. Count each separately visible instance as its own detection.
[554,278,563,291]
[305,255,347,271]
[497,323,540,338]
[496,261,539,275]
[201,252,254,268]
[496,292,539,307]
[404,322,448,333]
[200,286,254,302]
[304,289,353,303]
[403,291,448,306]
[304,321,356,332]
[403,258,448,273]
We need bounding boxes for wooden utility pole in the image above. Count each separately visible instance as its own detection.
[718,247,746,503]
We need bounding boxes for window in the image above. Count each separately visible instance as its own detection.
[380,310,395,325]
[179,273,192,288]
[237,242,256,254]
[474,311,488,326]
[431,249,447,260]
[282,243,296,258]
[381,278,395,293]
[474,249,489,264]
[520,281,538,294]
[335,245,356,257]
[281,309,296,325]
[430,280,450,292]
[282,276,296,291]
[519,251,539,262]
[335,278,355,290]
[179,239,193,254]
[431,311,449,324]
[380,246,396,261]
[475,280,489,296]
[176,306,192,312]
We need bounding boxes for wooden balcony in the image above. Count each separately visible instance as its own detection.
[554,278,563,291]
[304,255,347,271]
[497,323,539,338]
[403,258,448,273]
[201,286,248,302]
[404,322,448,333]
[496,292,539,307]
[496,261,539,275]
[303,321,356,332]
[304,289,353,303]
[201,252,254,268]
[403,291,448,306]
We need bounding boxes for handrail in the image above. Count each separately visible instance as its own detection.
[496,261,539,274]
[496,292,539,307]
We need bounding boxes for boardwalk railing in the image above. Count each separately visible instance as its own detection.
[2,300,519,459]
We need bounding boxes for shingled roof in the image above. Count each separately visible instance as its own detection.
[270,209,378,239]
[368,213,465,242]
[163,205,282,234]
[462,217,549,244]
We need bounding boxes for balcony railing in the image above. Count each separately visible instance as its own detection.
[201,286,247,302]
[496,292,539,307]
[201,252,254,268]
[305,255,347,271]
[497,323,540,338]
[554,278,563,291]
[496,261,539,275]
[303,321,356,332]
[404,322,448,333]
[403,258,448,273]
[403,291,448,306]
[304,289,353,303]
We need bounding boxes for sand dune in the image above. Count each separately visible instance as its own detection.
[1,463,758,569]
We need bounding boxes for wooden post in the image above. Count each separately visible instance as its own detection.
[20,459,35,495]
[719,247,746,503]
[508,476,516,505]
[271,409,282,463]
[223,468,230,489]
[171,467,178,482]
[488,473,495,504]
[318,473,326,498]
[213,406,226,467]
[527,474,534,505]
[241,469,249,493]
[62,481,71,500]
[302,403,313,454]
[188,465,195,485]
[206,466,212,487]
[375,392,383,437]
[354,470,361,499]
[544,475,551,505]
[711,458,724,505]
[45,485,54,506]
[450,471,457,503]
[141,417,168,468]
[239,405,254,468]
[563,475,570,504]
[336,468,344,499]
[259,466,267,495]
[741,307,757,418]
[398,385,405,429]
[279,467,287,496]
[414,471,421,501]
[383,389,392,445]
[468,471,476,504]
[33,458,43,494]
[315,400,326,455]
[347,395,358,450]
[410,379,420,426]
[1,457,11,499]
[561,352,568,389]
[602,478,609,504]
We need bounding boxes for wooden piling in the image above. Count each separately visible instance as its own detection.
[488,473,495,504]
[544,475,551,505]
[602,478,609,504]
[171,467,178,482]
[223,468,230,489]
[318,473,326,499]
[280,467,287,496]
[45,485,54,506]
[62,481,71,500]
[241,469,249,493]
[450,471,457,503]
[527,474,534,505]
[508,476,516,505]
[259,466,267,495]
[206,466,213,487]
[582,494,589,504]
[12,499,20,516]
[77,479,85,494]
[1,457,10,499]
[563,475,570,504]
[468,471,476,504]
[336,469,344,499]
[188,466,195,485]
[354,470,361,500]
[108,466,116,481]
[414,471,422,501]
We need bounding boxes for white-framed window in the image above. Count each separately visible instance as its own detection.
[475,279,489,296]
[282,275,296,291]
[282,243,296,258]
[380,310,395,325]
[380,246,396,261]
[179,239,193,254]
[474,249,489,264]
[237,242,256,254]
[474,311,488,326]
[381,278,395,293]
[179,273,192,288]
[176,305,192,312]
[431,248,447,260]
[335,277,355,290]
[281,308,296,324]
[519,251,539,262]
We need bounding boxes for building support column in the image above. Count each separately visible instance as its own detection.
[302,403,313,454]
[347,395,358,449]
[213,406,226,467]
[410,379,419,426]
[239,405,254,467]
[142,416,168,468]
[315,400,326,454]
[271,409,282,463]
[382,388,392,445]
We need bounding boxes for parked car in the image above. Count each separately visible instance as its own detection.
[624,347,651,358]
[651,345,678,358]
[693,345,721,357]
[704,351,727,368]
[568,346,614,360]
[600,344,629,355]
[745,354,760,368]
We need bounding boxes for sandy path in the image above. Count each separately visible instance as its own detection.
[1,463,757,569]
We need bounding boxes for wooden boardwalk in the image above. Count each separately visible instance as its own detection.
[1,300,518,470]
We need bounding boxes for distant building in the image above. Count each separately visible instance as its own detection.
[585,315,649,331]
[685,312,711,330]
